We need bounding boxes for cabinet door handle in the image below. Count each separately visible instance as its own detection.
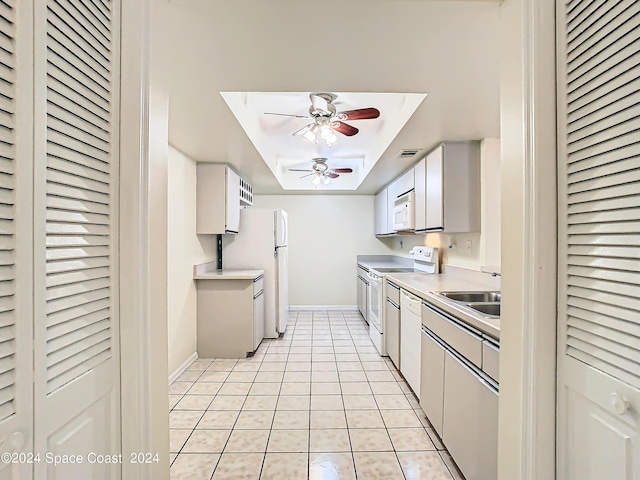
[401,289,420,305]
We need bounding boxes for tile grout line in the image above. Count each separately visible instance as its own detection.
[256,329,288,480]
[357,310,408,479]
[211,352,263,478]
[170,309,452,480]
[170,358,214,467]
[345,310,360,480]
[207,358,242,480]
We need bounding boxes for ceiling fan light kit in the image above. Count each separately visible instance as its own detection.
[288,157,354,187]
[266,92,380,148]
[302,124,319,143]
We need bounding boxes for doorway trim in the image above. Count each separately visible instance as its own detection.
[119,0,171,478]
[498,0,558,479]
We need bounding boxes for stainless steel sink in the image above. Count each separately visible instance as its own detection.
[438,291,501,303]
[467,303,501,317]
[435,291,501,318]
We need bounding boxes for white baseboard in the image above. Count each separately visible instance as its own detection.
[290,305,358,311]
[168,352,198,385]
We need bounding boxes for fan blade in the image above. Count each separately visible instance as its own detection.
[264,112,310,119]
[331,121,359,136]
[288,169,314,172]
[337,107,380,120]
[299,173,315,178]
[293,124,315,136]
[332,168,353,174]
[310,94,331,115]
[326,173,339,179]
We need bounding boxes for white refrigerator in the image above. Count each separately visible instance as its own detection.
[222,209,289,337]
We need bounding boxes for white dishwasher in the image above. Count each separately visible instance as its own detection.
[400,289,422,394]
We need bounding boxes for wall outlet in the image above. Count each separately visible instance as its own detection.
[399,240,404,249]
[465,239,472,253]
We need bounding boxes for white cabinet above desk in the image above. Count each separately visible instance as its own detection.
[196,164,253,234]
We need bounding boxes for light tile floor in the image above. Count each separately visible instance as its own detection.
[169,310,464,480]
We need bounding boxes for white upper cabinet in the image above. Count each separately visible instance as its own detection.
[396,168,415,197]
[425,146,445,230]
[386,180,398,234]
[418,142,480,233]
[196,164,252,234]
[225,167,241,233]
[377,141,479,236]
[414,158,427,231]
[374,189,388,235]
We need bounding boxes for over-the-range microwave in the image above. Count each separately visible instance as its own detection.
[393,190,415,231]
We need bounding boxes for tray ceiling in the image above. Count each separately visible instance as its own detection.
[221,92,426,190]
[168,0,501,194]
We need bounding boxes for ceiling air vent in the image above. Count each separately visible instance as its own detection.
[397,149,419,158]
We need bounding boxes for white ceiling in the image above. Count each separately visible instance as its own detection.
[168,0,501,194]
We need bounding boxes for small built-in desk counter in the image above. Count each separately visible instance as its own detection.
[194,262,265,358]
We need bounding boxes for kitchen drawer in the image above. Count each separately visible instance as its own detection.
[422,302,482,368]
[357,264,369,277]
[387,281,400,305]
[253,275,264,296]
[482,340,500,382]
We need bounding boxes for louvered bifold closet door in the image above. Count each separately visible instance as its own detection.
[558,1,640,478]
[562,0,640,388]
[33,0,121,475]
[0,1,34,478]
[0,0,18,426]
[43,0,117,394]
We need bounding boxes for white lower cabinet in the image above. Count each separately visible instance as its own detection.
[253,289,265,351]
[361,277,368,320]
[386,298,401,369]
[420,329,446,436]
[196,276,265,358]
[420,301,499,480]
[357,269,369,322]
[442,351,499,480]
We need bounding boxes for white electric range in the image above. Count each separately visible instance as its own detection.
[366,247,439,356]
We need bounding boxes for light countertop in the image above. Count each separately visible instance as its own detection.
[386,268,501,340]
[358,256,500,338]
[357,259,413,271]
[194,262,264,280]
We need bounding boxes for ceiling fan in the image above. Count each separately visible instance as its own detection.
[265,93,380,147]
[289,158,353,186]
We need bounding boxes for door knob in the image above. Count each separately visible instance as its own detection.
[0,431,26,454]
[610,392,630,415]
[9,432,25,451]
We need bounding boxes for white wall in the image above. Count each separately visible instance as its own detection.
[252,195,392,306]
[380,138,501,271]
[167,146,217,375]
